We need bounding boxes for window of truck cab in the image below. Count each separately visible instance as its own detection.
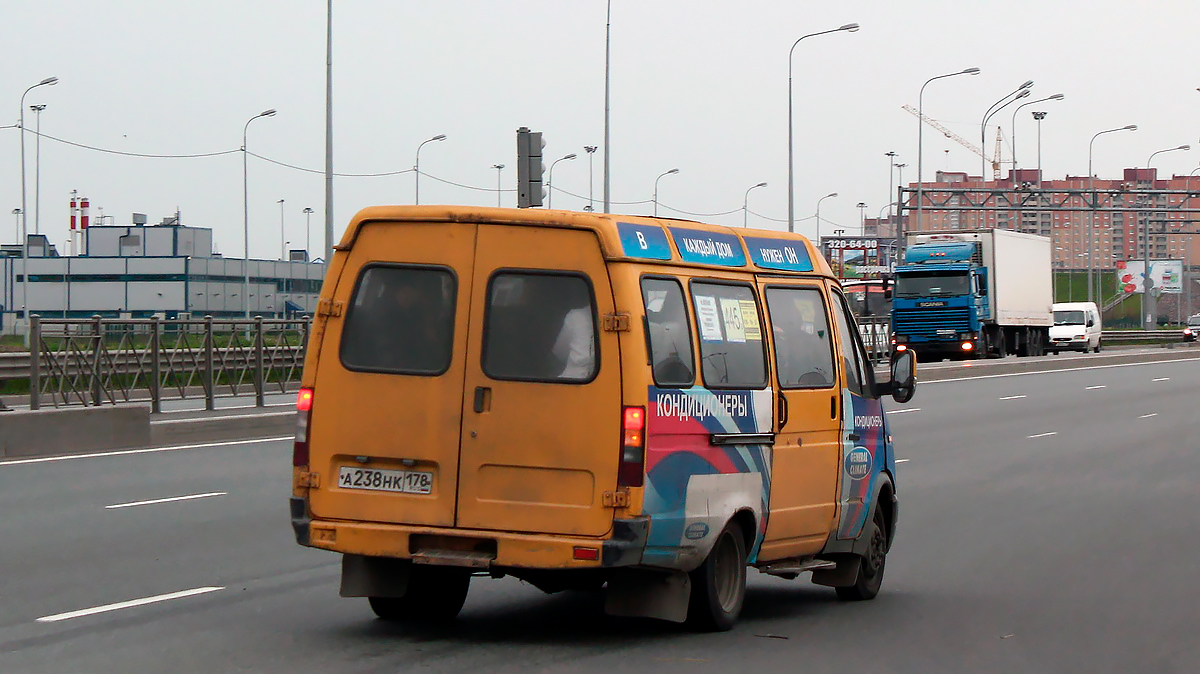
[687,280,767,390]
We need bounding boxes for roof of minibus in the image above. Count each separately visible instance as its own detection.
[339,205,835,279]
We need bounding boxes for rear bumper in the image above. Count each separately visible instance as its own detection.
[291,498,648,569]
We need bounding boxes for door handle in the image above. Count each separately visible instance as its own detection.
[777,394,789,429]
[848,433,861,442]
[473,386,492,413]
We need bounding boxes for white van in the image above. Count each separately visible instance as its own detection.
[1049,302,1101,353]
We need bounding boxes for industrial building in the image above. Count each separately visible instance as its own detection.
[0,211,324,335]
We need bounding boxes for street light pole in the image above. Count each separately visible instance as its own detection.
[815,192,838,240]
[653,168,680,217]
[414,134,446,205]
[243,108,277,319]
[856,201,867,235]
[787,23,859,233]
[547,153,577,209]
[324,0,334,265]
[277,199,286,260]
[18,76,56,341]
[30,104,46,234]
[492,164,505,207]
[1010,94,1063,169]
[1087,124,1137,304]
[603,0,611,213]
[980,80,1034,180]
[584,146,597,211]
[1143,144,1190,329]
[917,67,980,239]
[743,182,767,227]
[302,207,314,259]
[884,152,898,236]
[11,208,21,244]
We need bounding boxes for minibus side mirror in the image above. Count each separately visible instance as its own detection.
[1086,319,1094,327]
[876,350,915,403]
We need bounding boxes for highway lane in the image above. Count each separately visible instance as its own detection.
[1,358,1198,672]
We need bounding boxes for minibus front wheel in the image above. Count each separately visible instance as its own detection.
[368,566,471,622]
[686,520,747,632]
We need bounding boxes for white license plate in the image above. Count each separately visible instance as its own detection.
[338,466,433,494]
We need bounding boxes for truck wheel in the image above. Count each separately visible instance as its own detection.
[368,566,471,622]
[686,521,747,632]
[835,507,888,601]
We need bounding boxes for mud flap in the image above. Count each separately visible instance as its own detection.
[810,555,861,588]
[604,568,691,623]
[340,554,411,598]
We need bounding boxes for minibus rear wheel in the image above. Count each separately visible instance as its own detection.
[686,521,747,632]
[368,566,471,622]
[835,508,887,601]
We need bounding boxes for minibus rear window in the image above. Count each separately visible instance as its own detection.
[339,265,456,375]
[482,272,598,383]
[689,282,767,389]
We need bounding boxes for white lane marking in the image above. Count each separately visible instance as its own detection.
[151,411,295,425]
[999,395,1026,400]
[1028,432,1058,439]
[36,586,225,623]
[105,492,226,509]
[923,357,1200,384]
[887,408,921,414]
[895,459,911,464]
[1152,377,1170,382]
[1085,385,1106,390]
[0,436,293,467]
[1138,413,1159,419]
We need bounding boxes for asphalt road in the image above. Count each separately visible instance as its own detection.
[1,357,1198,673]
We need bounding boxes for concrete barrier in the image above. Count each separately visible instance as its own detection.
[0,405,151,458]
[149,410,295,446]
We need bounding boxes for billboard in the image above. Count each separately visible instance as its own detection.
[820,237,898,279]
[1114,259,1182,294]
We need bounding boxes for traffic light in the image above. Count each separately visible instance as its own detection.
[516,127,546,208]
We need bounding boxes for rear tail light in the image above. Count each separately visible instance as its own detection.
[293,387,314,467]
[618,406,645,487]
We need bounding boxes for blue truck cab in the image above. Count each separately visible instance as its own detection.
[890,241,988,357]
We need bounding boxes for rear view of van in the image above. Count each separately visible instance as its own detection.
[291,205,913,632]
[1049,302,1101,353]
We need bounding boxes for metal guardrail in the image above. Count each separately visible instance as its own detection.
[856,316,891,363]
[22,315,310,411]
[1101,329,1186,343]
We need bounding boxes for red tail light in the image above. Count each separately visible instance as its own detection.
[618,406,645,487]
[293,387,314,467]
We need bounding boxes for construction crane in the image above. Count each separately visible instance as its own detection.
[902,104,1004,180]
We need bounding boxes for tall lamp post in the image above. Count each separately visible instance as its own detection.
[302,207,314,259]
[884,152,898,236]
[277,199,286,260]
[1142,144,1190,329]
[743,182,767,227]
[243,108,277,319]
[653,168,679,216]
[1010,94,1063,169]
[917,67,979,238]
[11,208,21,243]
[856,201,867,234]
[547,153,577,209]
[29,104,46,234]
[980,80,1034,180]
[815,192,838,240]
[491,164,505,207]
[19,76,57,339]
[787,22,859,232]
[413,134,446,205]
[1087,124,1137,304]
[584,145,598,211]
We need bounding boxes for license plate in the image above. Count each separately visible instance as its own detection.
[338,466,433,494]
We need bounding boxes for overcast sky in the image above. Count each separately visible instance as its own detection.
[2,1,1198,259]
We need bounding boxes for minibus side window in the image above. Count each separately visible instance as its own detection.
[830,291,875,397]
[482,272,598,383]
[641,277,695,387]
[689,282,767,389]
[765,287,836,389]
[339,265,456,375]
